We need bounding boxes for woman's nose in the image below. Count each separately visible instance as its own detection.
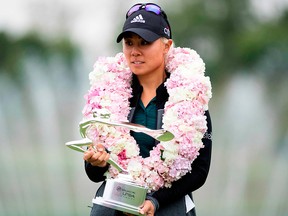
[131,47,141,56]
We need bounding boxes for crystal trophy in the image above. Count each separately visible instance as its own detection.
[65,117,174,215]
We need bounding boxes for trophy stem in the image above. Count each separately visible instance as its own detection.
[65,139,129,174]
[107,158,129,174]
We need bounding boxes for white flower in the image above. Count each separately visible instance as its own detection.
[168,87,197,102]
[162,141,179,162]
[125,141,139,157]
[127,160,143,177]
[81,47,212,191]
[93,108,111,118]
[89,70,116,86]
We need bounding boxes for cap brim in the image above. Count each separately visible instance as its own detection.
[116,28,161,43]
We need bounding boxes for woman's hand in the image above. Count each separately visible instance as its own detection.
[139,200,155,216]
[83,144,110,167]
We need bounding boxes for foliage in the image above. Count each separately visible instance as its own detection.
[0,31,79,84]
[168,0,288,83]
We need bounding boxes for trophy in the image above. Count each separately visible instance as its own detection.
[66,118,174,215]
[93,174,148,215]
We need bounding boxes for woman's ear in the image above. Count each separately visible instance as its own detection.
[164,39,173,54]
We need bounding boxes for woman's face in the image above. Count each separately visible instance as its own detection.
[123,33,171,78]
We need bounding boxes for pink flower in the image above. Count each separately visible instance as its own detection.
[81,48,212,192]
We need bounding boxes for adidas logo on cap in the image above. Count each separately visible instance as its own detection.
[131,14,145,23]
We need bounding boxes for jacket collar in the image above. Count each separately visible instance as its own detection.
[130,72,170,109]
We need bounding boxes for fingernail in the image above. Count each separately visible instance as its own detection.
[97,147,104,152]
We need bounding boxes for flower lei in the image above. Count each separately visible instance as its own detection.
[82,47,212,192]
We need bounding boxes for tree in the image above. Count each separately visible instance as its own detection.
[167,0,288,83]
[0,31,79,84]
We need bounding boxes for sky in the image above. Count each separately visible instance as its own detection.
[0,0,166,60]
[0,0,287,59]
[0,0,128,58]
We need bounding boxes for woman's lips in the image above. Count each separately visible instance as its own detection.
[132,61,144,65]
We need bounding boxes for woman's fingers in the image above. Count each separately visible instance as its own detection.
[90,151,109,167]
[83,147,94,161]
[139,200,155,216]
[83,144,109,167]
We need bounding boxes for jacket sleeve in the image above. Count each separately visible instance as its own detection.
[152,110,212,207]
[84,161,109,182]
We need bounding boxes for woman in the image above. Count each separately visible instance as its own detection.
[83,3,212,216]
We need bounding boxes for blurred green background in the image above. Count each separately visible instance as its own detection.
[1,0,288,215]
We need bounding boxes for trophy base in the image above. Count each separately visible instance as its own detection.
[93,197,144,216]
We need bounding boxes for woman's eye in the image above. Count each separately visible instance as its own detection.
[125,41,132,46]
[124,39,133,46]
[141,40,150,45]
